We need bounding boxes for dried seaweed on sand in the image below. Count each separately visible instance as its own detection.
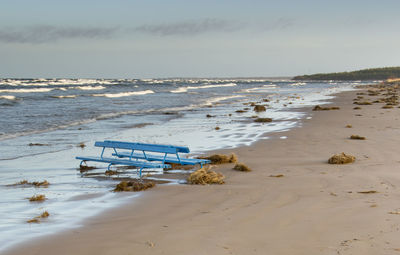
[350,135,366,140]
[328,153,355,164]
[233,163,252,172]
[114,180,156,192]
[187,167,225,185]
[313,105,340,111]
[198,153,237,164]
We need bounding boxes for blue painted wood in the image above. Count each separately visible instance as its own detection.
[96,140,184,154]
[76,156,171,169]
[113,152,210,165]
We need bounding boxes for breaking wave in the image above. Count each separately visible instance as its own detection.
[92,90,154,98]
[170,83,237,93]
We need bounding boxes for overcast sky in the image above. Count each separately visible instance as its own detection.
[1,0,399,78]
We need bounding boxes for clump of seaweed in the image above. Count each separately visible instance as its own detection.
[28,143,49,146]
[328,153,355,164]
[29,194,46,202]
[187,167,225,185]
[353,107,361,110]
[269,174,284,178]
[40,211,50,218]
[79,165,97,172]
[382,105,394,109]
[32,180,50,187]
[11,180,49,187]
[357,190,378,194]
[206,114,215,118]
[350,135,366,140]
[14,180,29,185]
[253,105,266,112]
[105,170,118,176]
[27,211,50,224]
[313,105,340,111]
[198,153,238,164]
[254,118,272,123]
[215,126,220,130]
[114,180,156,192]
[233,163,252,172]
[235,110,247,113]
[353,101,372,105]
[78,142,86,148]
[169,163,195,170]
[346,124,353,128]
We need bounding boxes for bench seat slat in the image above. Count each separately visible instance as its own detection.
[96,140,183,154]
[76,156,171,169]
[113,152,210,165]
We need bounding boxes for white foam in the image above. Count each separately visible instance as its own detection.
[0,88,54,93]
[72,85,106,91]
[92,90,154,98]
[204,95,243,105]
[52,95,78,99]
[0,95,16,100]
[171,83,237,93]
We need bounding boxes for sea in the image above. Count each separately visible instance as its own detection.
[0,77,375,251]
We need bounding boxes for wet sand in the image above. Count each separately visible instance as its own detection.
[5,86,400,255]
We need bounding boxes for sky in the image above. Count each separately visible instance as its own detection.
[1,0,400,78]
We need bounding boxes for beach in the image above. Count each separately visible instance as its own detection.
[4,84,400,255]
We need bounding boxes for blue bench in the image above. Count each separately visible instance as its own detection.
[76,141,172,177]
[107,140,211,167]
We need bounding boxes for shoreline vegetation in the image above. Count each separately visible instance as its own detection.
[293,66,400,81]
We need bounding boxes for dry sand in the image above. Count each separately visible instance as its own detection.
[5,88,400,255]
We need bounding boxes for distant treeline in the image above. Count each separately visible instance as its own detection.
[293,67,400,81]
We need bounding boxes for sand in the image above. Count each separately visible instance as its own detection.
[5,88,400,255]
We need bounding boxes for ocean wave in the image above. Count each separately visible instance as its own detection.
[51,95,78,99]
[242,84,277,93]
[290,82,306,86]
[204,95,243,105]
[170,83,237,93]
[0,95,17,100]
[0,88,54,93]
[92,90,154,98]
[0,78,115,87]
[72,85,106,91]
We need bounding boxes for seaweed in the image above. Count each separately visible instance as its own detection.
[345,124,353,128]
[29,194,46,202]
[187,167,225,185]
[79,165,97,172]
[269,174,284,178]
[313,105,340,111]
[233,163,251,172]
[114,180,156,192]
[254,118,272,123]
[198,153,238,164]
[253,105,266,112]
[27,211,50,224]
[235,110,247,113]
[350,135,366,140]
[328,153,355,164]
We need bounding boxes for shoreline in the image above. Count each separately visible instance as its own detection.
[6,85,400,254]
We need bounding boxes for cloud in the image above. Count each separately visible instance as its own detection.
[0,18,295,44]
[133,19,243,36]
[0,25,119,44]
